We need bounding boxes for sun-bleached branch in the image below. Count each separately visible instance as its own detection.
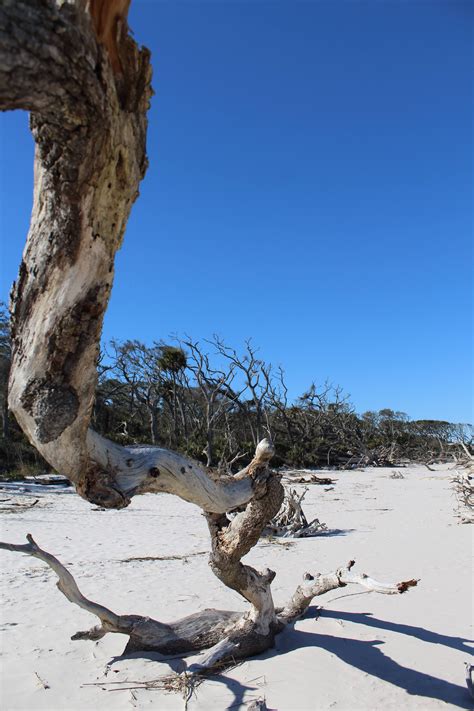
[279,560,418,624]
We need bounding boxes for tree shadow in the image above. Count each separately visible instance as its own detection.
[320,609,473,654]
[273,613,472,709]
[197,673,268,711]
[318,528,355,537]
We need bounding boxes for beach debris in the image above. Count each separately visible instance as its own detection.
[453,472,474,524]
[34,671,50,689]
[119,552,207,563]
[247,698,268,710]
[466,663,474,699]
[25,475,71,487]
[265,487,329,538]
[0,498,40,514]
[0,534,418,674]
[281,470,335,485]
[390,471,405,479]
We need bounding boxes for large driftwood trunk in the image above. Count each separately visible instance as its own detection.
[0,0,418,676]
[2,0,151,507]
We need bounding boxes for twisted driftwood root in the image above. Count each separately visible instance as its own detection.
[0,535,418,672]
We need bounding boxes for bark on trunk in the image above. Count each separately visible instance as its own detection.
[2,0,151,507]
[1,394,8,440]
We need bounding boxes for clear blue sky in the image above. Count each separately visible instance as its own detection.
[0,0,472,422]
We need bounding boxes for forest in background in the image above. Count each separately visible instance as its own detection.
[0,303,471,478]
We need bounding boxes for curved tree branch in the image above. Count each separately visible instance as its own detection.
[87,431,276,513]
[0,534,120,630]
[279,560,418,624]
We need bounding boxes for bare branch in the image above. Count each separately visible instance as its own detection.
[0,534,120,630]
[279,560,418,624]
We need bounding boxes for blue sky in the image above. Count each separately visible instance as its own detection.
[0,0,472,422]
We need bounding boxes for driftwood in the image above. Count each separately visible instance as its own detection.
[342,444,400,469]
[0,534,417,670]
[25,476,71,487]
[449,442,474,524]
[390,471,405,480]
[265,487,328,538]
[453,473,474,524]
[466,663,474,700]
[0,497,40,513]
[0,0,418,678]
[282,470,335,485]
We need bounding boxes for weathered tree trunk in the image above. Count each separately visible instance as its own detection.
[0,0,418,679]
[2,0,152,506]
[149,403,160,446]
[205,424,214,468]
[1,391,8,440]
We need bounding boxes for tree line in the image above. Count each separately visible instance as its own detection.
[0,304,471,476]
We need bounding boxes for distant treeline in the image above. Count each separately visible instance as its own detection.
[0,305,472,476]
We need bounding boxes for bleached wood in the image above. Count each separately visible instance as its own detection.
[86,430,265,513]
[186,638,240,674]
[265,486,328,538]
[0,534,248,655]
[2,0,267,516]
[279,561,418,624]
[0,534,120,630]
[0,535,417,667]
[2,0,153,509]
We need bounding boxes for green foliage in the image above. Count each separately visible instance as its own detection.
[157,345,187,373]
[0,431,50,478]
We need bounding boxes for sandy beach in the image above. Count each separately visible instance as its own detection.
[0,464,472,710]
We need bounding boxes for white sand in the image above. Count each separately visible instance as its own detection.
[0,465,472,710]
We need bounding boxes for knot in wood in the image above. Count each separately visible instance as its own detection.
[79,465,131,510]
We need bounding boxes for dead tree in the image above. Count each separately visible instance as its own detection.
[0,0,417,675]
[265,487,329,538]
[213,337,272,446]
[110,340,164,445]
[181,337,239,467]
[451,442,474,524]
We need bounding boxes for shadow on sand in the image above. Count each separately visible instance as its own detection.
[272,607,473,709]
[111,609,473,709]
[320,608,473,654]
